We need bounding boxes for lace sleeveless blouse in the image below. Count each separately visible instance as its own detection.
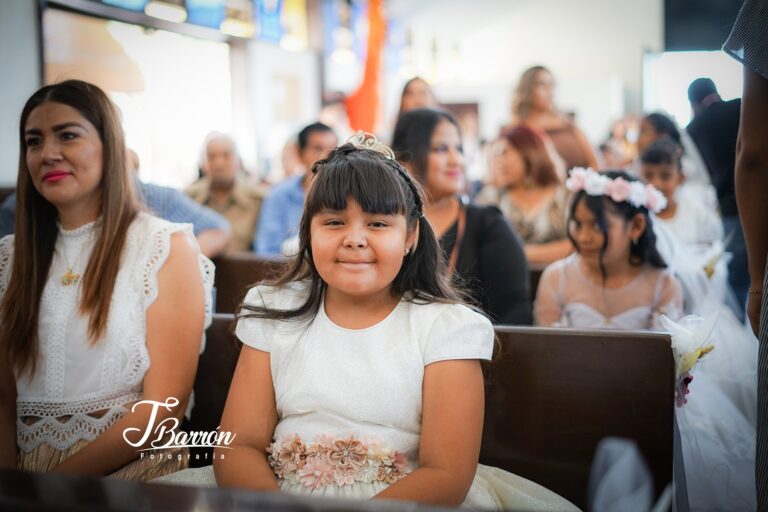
[0,213,214,452]
[535,254,683,330]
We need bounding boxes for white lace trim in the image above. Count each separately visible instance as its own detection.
[17,391,140,451]
[0,235,13,298]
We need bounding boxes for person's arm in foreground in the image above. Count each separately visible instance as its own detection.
[735,68,768,335]
[213,345,280,491]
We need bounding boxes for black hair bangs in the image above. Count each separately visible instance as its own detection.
[306,148,410,218]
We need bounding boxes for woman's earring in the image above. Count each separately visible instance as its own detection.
[404,247,410,256]
[632,238,639,246]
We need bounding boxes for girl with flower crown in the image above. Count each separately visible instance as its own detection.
[158,139,578,510]
[535,168,684,330]
[536,168,757,510]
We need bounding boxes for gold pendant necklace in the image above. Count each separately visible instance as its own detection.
[58,229,91,287]
[60,267,81,286]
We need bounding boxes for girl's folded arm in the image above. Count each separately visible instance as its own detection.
[214,345,279,492]
[374,359,484,506]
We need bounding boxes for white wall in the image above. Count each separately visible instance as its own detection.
[245,41,321,181]
[392,0,663,143]
[0,0,41,186]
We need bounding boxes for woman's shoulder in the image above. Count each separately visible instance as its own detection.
[0,234,14,285]
[0,234,14,253]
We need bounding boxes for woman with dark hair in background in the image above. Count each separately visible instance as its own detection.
[476,125,573,264]
[392,108,532,325]
[512,65,598,171]
[0,80,213,477]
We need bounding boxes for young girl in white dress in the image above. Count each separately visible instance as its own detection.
[536,168,756,511]
[535,169,683,330]
[161,136,578,510]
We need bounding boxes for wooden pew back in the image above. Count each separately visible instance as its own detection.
[212,254,287,313]
[481,326,674,508]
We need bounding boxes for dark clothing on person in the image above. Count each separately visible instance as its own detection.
[686,98,741,218]
[687,98,748,316]
[439,203,532,325]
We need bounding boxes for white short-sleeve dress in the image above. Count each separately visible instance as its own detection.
[161,281,579,510]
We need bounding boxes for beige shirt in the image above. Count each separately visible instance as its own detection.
[186,177,265,253]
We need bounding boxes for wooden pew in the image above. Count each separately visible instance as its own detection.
[212,254,288,313]
[191,316,674,508]
[482,326,674,508]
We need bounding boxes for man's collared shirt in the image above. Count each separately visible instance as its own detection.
[186,176,265,253]
[254,173,305,256]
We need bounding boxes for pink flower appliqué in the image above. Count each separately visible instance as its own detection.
[329,437,368,470]
[333,463,358,486]
[276,434,306,474]
[606,177,631,202]
[298,455,335,489]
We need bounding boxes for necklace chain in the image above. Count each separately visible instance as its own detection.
[59,231,92,287]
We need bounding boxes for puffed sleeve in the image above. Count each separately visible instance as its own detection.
[235,281,308,351]
[651,270,684,329]
[420,303,494,365]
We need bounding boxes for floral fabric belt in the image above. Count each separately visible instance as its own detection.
[267,434,412,490]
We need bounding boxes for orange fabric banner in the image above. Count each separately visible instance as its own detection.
[344,0,385,133]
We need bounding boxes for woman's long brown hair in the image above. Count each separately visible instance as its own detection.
[1,80,141,377]
[512,65,551,122]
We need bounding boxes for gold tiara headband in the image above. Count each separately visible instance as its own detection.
[346,131,396,160]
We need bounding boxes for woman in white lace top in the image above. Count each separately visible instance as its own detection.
[0,80,213,479]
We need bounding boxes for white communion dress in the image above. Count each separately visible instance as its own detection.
[156,282,579,511]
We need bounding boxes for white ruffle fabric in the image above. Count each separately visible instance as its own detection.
[653,221,757,511]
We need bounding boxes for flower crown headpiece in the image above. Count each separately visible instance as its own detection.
[346,130,396,160]
[565,167,667,214]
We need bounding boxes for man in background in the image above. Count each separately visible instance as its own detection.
[254,122,337,256]
[187,132,265,253]
[686,77,747,315]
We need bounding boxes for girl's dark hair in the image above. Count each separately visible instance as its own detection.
[391,108,461,184]
[643,112,681,146]
[239,143,461,322]
[567,170,667,280]
[640,138,683,169]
